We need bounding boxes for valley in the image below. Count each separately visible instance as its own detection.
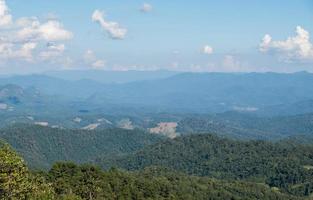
[0,1,312,199]
[1,71,313,199]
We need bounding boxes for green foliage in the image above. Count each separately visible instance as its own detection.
[0,125,163,169]
[177,112,313,140]
[0,142,33,199]
[46,163,299,200]
[100,134,313,197]
[0,140,305,200]
[0,141,55,199]
[48,162,108,199]
[28,174,55,200]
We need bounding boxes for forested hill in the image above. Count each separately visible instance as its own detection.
[1,125,313,198]
[100,134,313,196]
[2,124,313,197]
[0,143,300,200]
[177,112,313,140]
[0,125,163,169]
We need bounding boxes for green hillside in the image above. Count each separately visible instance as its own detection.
[99,134,313,197]
[0,143,302,200]
[177,112,313,140]
[0,125,163,169]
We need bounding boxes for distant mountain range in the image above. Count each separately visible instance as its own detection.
[1,71,313,136]
[0,75,103,99]
[0,84,42,104]
[2,71,313,113]
[79,71,312,114]
[256,99,313,116]
[44,70,179,83]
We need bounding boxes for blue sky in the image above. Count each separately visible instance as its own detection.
[1,0,313,74]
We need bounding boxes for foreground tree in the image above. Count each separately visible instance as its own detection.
[0,142,54,200]
[0,142,32,199]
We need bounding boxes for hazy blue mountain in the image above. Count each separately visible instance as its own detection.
[0,84,42,104]
[0,74,107,99]
[88,71,313,113]
[0,84,57,113]
[256,100,313,116]
[44,70,179,83]
[1,71,313,116]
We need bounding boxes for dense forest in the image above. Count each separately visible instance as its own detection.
[99,134,313,197]
[1,125,313,199]
[177,112,313,140]
[0,142,303,200]
[0,125,163,169]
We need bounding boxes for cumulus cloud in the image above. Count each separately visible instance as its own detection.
[140,3,153,13]
[259,26,313,62]
[0,42,37,61]
[46,42,65,51]
[202,45,213,55]
[84,49,106,69]
[17,20,73,42]
[13,42,37,61]
[16,17,38,27]
[0,0,12,27]
[39,43,65,60]
[0,0,72,63]
[92,10,127,40]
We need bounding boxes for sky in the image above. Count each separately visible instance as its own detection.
[0,0,312,74]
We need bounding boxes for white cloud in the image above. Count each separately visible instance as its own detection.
[13,42,37,61]
[0,0,72,64]
[39,43,65,60]
[46,42,65,52]
[0,43,14,58]
[260,26,313,62]
[140,3,153,13]
[0,42,37,61]
[84,49,106,69]
[16,17,38,27]
[17,20,73,42]
[0,0,12,27]
[92,10,127,40]
[202,45,213,55]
